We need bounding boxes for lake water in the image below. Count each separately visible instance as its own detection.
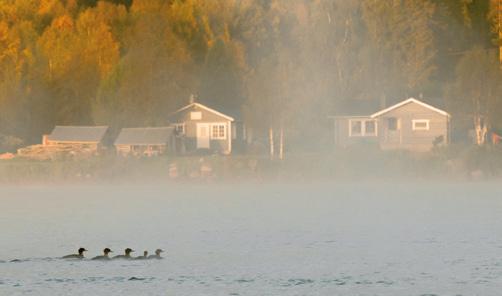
[1,182,502,295]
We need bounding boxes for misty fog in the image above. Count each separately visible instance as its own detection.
[2,1,502,295]
[2,182,502,295]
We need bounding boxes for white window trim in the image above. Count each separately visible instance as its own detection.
[210,123,227,140]
[412,119,430,131]
[190,111,202,120]
[349,119,378,137]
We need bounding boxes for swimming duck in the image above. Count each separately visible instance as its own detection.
[62,247,87,259]
[147,249,164,259]
[113,248,134,259]
[135,250,148,260]
[91,248,112,260]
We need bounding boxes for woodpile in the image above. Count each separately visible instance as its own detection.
[16,144,98,160]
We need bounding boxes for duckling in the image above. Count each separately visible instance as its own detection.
[62,247,87,259]
[147,249,164,259]
[112,248,134,259]
[134,250,148,260]
[91,248,112,260]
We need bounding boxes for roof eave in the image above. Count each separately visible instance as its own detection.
[370,98,450,118]
[169,102,235,121]
[46,140,101,144]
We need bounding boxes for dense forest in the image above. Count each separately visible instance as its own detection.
[0,0,501,152]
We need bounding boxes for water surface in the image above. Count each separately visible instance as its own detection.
[1,182,501,295]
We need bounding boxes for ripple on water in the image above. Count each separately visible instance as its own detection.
[281,278,315,287]
[128,276,155,282]
[45,278,75,284]
[375,280,394,286]
[83,277,104,283]
[235,278,254,284]
[354,279,373,285]
[320,278,346,286]
[105,276,127,282]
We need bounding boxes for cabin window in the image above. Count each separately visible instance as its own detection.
[365,121,376,136]
[412,119,430,131]
[174,123,185,135]
[190,112,202,120]
[387,117,398,131]
[349,119,377,137]
[211,124,226,139]
[350,120,362,136]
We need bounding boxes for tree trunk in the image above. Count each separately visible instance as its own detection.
[269,126,274,160]
[474,116,488,145]
[278,129,284,161]
[499,0,502,65]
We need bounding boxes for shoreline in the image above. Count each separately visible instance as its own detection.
[1,147,501,185]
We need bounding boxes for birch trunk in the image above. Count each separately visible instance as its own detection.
[279,125,284,160]
[269,126,274,160]
[474,116,488,145]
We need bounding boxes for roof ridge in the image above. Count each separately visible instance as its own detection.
[168,102,234,121]
[371,97,450,118]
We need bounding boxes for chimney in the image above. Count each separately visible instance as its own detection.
[189,94,195,104]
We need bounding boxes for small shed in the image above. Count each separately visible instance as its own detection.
[44,126,109,153]
[167,102,236,154]
[331,98,451,152]
[114,127,175,157]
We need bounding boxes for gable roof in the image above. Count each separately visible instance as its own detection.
[114,127,174,146]
[47,126,109,143]
[370,98,450,118]
[169,102,234,121]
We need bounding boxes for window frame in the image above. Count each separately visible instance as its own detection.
[173,123,185,135]
[412,119,430,131]
[387,117,399,131]
[190,111,202,120]
[364,120,377,136]
[348,119,378,137]
[210,123,227,140]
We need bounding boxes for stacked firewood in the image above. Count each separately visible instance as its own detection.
[16,145,97,160]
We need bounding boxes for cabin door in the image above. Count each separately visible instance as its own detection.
[384,117,402,146]
[196,123,210,149]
